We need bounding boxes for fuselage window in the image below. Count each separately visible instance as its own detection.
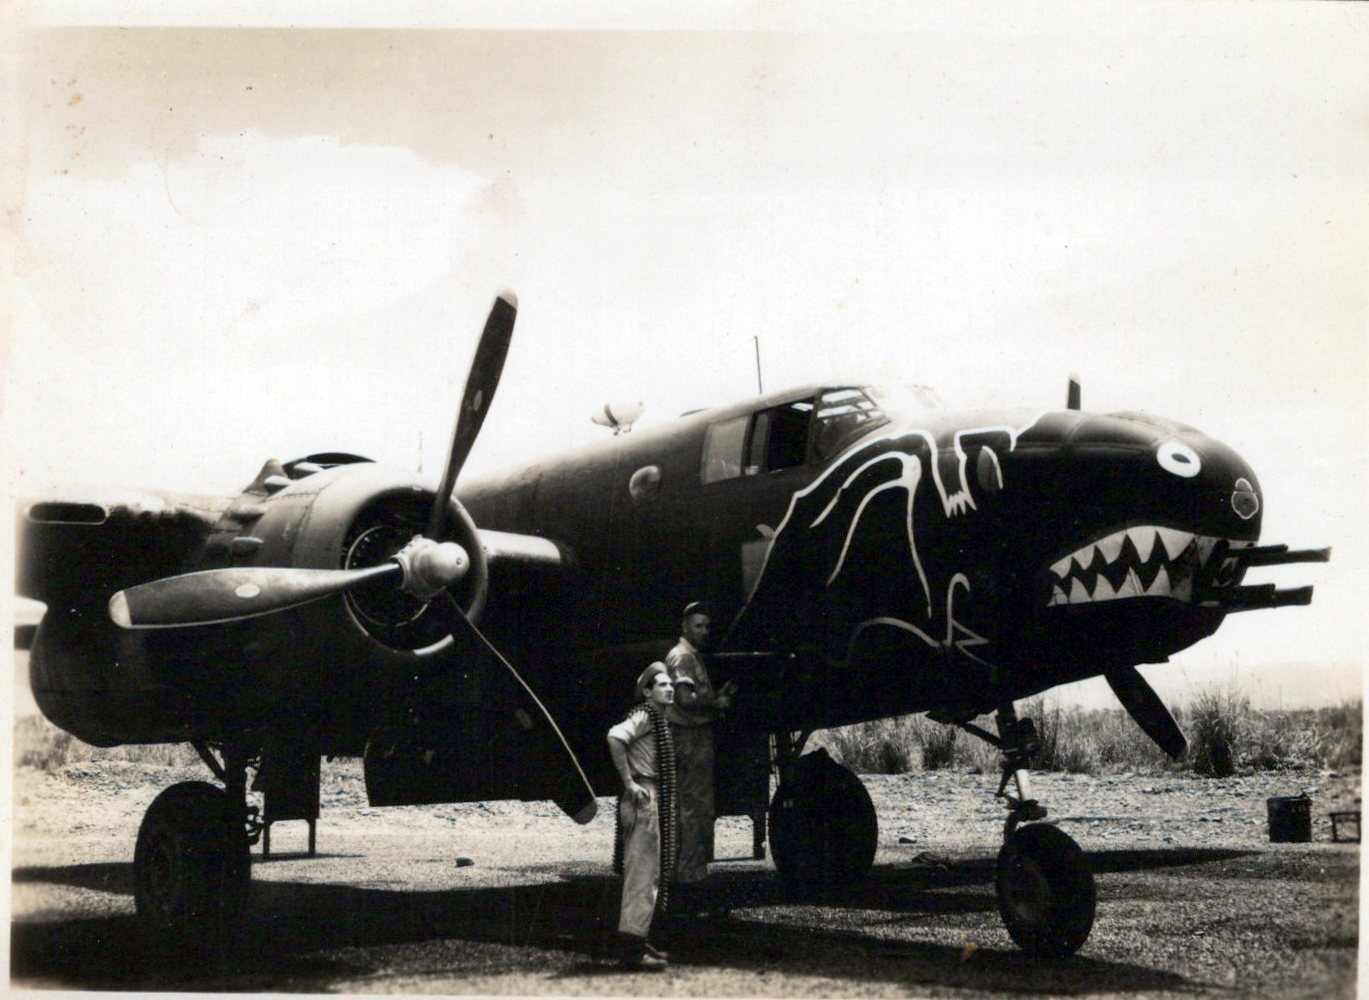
[701,415,749,483]
[755,401,812,472]
[744,411,768,475]
[813,387,888,461]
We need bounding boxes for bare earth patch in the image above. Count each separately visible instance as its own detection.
[10,759,1360,997]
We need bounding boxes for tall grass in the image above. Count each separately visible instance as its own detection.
[1189,688,1243,777]
[816,715,993,774]
[13,715,200,770]
[818,691,1362,778]
[1187,689,1363,776]
[15,689,1362,780]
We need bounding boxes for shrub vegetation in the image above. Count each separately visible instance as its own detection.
[13,715,200,770]
[816,688,1361,778]
[14,687,1361,780]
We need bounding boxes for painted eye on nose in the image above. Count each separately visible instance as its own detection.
[1157,441,1201,479]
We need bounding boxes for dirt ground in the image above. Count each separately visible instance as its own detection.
[8,758,1361,997]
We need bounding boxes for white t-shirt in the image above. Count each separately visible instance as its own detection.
[607,708,657,779]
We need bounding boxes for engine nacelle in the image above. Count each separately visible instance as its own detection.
[25,462,489,752]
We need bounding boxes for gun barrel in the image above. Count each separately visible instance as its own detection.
[1236,545,1332,568]
[1213,584,1315,614]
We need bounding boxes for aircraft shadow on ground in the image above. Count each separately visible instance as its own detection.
[10,847,1256,993]
[1086,847,1257,875]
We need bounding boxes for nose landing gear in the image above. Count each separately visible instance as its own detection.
[963,703,1096,956]
[768,702,1096,953]
[997,821,1095,956]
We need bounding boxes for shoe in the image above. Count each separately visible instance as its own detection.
[618,934,667,971]
[620,950,667,971]
[645,941,669,960]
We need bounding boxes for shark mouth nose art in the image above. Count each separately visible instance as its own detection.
[1047,526,1231,606]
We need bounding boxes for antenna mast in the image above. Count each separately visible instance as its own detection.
[753,335,764,394]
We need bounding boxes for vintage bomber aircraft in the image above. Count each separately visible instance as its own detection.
[16,293,1329,957]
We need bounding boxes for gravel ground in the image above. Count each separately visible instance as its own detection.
[9,759,1361,997]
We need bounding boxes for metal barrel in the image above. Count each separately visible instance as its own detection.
[1267,795,1312,843]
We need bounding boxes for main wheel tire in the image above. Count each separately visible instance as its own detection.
[768,750,877,891]
[995,823,1095,956]
[133,781,250,954]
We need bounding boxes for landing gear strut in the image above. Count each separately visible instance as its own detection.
[963,704,1096,956]
[132,743,256,953]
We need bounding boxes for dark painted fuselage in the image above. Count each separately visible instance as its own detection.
[20,383,1264,797]
[462,387,1262,762]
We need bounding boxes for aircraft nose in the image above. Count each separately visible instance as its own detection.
[1029,409,1266,625]
[1143,422,1261,531]
[1040,409,1264,536]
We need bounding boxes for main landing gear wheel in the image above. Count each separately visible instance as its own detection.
[133,781,250,954]
[768,750,877,891]
[995,822,1095,956]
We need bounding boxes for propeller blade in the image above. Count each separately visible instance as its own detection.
[431,592,598,824]
[1106,665,1187,759]
[109,563,401,629]
[427,292,518,539]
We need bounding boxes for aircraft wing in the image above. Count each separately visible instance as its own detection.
[479,528,578,593]
[16,488,229,607]
[480,529,576,571]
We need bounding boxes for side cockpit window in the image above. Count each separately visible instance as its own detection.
[702,388,886,484]
[702,402,810,484]
[753,401,812,472]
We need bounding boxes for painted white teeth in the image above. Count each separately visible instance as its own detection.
[1097,532,1126,564]
[1048,527,1233,606]
[1118,568,1145,598]
[1155,527,1193,561]
[1147,564,1173,596]
[1131,529,1158,563]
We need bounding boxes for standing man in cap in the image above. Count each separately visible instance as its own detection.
[607,663,677,969]
[664,601,737,914]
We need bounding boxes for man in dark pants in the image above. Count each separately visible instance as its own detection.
[664,601,737,916]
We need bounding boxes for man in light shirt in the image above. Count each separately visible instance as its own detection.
[664,602,737,915]
[607,662,677,969]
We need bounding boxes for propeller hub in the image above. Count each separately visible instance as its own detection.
[393,535,471,601]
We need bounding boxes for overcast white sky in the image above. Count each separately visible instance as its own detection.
[2,2,1365,707]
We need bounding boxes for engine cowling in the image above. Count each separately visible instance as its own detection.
[245,462,488,650]
[26,462,489,751]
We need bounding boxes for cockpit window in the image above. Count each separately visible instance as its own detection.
[702,388,890,484]
[813,388,888,461]
[754,401,811,472]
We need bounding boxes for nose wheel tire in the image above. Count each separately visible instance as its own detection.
[995,823,1095,956]
[768,750,877,891]
[133,781,250,954]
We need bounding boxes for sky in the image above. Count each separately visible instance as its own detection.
[1,1,1366,708]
